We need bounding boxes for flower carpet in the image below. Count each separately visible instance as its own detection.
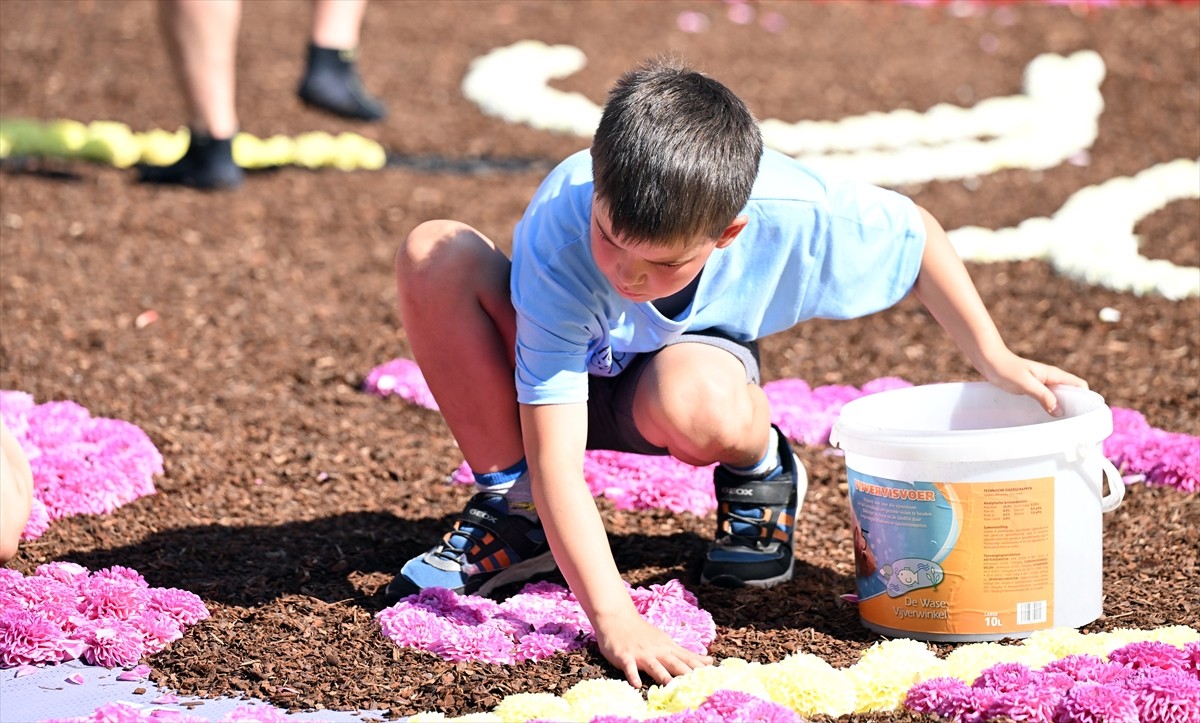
[0,391,163,540]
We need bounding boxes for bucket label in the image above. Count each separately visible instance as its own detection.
[848,470,1055,636]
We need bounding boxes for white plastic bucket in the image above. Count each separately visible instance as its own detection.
[829,382,1124,642]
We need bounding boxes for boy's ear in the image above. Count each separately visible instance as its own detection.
[715,215,750,248]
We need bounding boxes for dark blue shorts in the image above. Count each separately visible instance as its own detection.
[585,332,760,455]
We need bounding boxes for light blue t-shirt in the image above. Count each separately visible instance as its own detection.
[511,148,927,406]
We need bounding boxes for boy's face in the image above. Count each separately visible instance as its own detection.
[590,199,743,303]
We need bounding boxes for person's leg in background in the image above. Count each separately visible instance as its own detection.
[140,0,245,189]
[298,0,388,121]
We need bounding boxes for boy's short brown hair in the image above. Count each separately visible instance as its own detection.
[590,58,763,247]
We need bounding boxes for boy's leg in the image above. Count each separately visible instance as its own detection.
[395,220,524,469]
[385,221,553,602]
[628,340,807,588]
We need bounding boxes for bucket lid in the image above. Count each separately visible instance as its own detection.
[830,382,1113,463]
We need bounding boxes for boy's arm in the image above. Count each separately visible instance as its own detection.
[520,401,713,687]
[912,205,1087,415]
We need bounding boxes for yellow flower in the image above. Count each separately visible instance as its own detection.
[563,678,647,720]
[292,131,338,169]
[447,714,503,722]
[1139,625,1200,647]
[844,641,939,713]
[756,654,855,717]
[137,127,188,167]
[646,659,768,712]
[941,642,1025,682]
[492,693,572,723]
[1024,627,1090,658]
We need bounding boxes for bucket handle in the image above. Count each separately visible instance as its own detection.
[1096,455,1125,513]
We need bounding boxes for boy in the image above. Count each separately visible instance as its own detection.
[386,59,1086,687]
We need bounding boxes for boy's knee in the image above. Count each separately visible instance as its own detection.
[396,220,463,275]
[661,375,758,458]
[394,219,486,290]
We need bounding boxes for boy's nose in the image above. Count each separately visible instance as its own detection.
[616,260,645,287]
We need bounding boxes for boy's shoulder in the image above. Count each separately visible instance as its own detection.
[539,149,594,190]
[750,148,830,202]
[524,149,593,215]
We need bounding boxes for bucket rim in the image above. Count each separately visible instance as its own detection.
[830,382,1113,463]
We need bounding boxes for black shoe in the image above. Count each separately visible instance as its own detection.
[701,425,808,588]
[383,492,556,605]
[137,132,243,190]
[297,45,387,122]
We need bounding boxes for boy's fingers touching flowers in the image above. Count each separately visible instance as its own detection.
[596,615,714,688]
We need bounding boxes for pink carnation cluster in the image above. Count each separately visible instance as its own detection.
[378,579,714,665]
[365,358,1200,504]
[905,642,1200,723]
[1106,407,1199,492]
[44,701,293,723]
[0,563,209,669]
[763,377,912,446]
[362,358,441,411]
[0,391,164,540]
[451,449,717,516]
[595,689,802,723]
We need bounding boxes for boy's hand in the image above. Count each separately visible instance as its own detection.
[593,609,714,688]
[979,348,1088,417]
[911,205,1090,414]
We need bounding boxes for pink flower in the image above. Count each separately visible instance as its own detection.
[0,568,22,587]
[983,684,1063,721]
[1105,407,1200,492]
[973,661,1035,691]
[904,676,973,718]
[35,561,90,585]
[363,358,440,410]
[1,566,207,672]
[8,576,79,626]
[136,612,183,655]
[379,580,713,665]
[1056,683,1139,723]
[0,393,162,540]
[698,690,801,722]
[409,586,459,612]
[0,608,71,666]
[93,567,149,587]
[1124,668,1200,723]
[20,498,50,538]
[79,577,151,621]
[1044,653,1133,684]
[434,626,514,665]
[146,588,209,627]
[1109,641,1189,672]
[77,618,145,668]
[1182,641,1200,676]
[514,631,571,661]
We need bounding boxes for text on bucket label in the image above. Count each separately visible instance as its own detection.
[849,471,1055,636]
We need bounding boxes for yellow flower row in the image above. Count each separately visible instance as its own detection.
[408,625,1198,722]
[0,118,387,172]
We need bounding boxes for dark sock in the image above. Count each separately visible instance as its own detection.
[138,131,243,190]
[297,43,387,122]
